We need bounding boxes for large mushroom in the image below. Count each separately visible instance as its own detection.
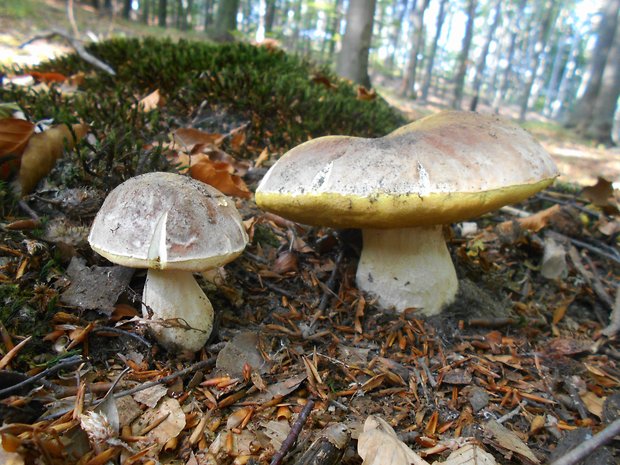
[88,172,248,351]
[255,111,558,315]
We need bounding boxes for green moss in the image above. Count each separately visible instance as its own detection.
[2,38,404,191]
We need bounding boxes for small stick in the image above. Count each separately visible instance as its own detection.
[568,247,614,310]
[549,417,620,465]
[318,251,344,312]
[0,355,83,398]
[601,286,620,337]
[20,29,116,76]
[496,401,526,424]
[270,398,315,465]
[91,327,152,348]
[0,336,32,370]
[565,378,589,421]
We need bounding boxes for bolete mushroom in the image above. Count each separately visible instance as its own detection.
[88,172,248,351]
[255,111,558,315]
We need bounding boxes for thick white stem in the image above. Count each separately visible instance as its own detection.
[356,226,458,315]
[143,269,214,352]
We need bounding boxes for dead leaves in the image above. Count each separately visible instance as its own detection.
[358,416,429,465]
[169,126,253,198]
[16,122,89,195]
[0,118,35,181]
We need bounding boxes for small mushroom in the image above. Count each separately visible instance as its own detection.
[255,111,558,315]
[88,172,248,351]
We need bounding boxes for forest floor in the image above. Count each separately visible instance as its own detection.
[1,2,620,465]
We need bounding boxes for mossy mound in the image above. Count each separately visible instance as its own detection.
[1,37,405,190]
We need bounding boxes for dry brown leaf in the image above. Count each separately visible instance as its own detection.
[135,89,162,113]
[131,397,185,448]
[230,127,247,152]
[29,71,67,83]
[189,157,252,198]
[483,420,540,464]
[581,391,605,419]
[582,177,619,215]
[255,147,269,168]
[174,127,225,148]
[311,73,338,89]
[431,444,498,465]
[16,123,88,195]
[358,416,430,465]
[0,118,35,180]
[356,86,377,101]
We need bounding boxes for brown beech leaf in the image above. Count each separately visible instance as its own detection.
[174,127,225,149]
[16,123,89,195]
[189,157,252,198]
[311,73,338,89]
[29,71,67,83]
[356,85,377,101]
[582,177,619,215]
[134,89,163,113]
[358,416,430,465]
[0,118,35,181]
[431,444,499,465]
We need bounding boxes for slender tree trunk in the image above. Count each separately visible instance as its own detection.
[492,0,525,113]
[385,0,409,73]
[321,0,343,59]
[420,0,448,101]
[265,0,277,33]
[585,24,620,144]
[141,0,150,24]
[204,0,214,29]
[469,0,502,111]
[543,32,568,116]
[565,0,620,129]
[289,1,303,49]
[158,0,167,27]
[336,0,377,87]
[400,0,429,97]
[122,0,131,19]
[451,0,477,109]
[211,0,240,41]
[551,28,581,119]
[518,0,558,121]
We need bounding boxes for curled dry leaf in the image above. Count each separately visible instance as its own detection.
[358,416,429,465]
[189,157,252,198]
[174,127,225,148]
[430,443,499,465]
[134,89,162,113]
[16,122,88,195]
[29,71,67,84]
[0,118,35,181]
[356,86,377,101]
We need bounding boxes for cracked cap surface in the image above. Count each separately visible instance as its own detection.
[88,172,248,270]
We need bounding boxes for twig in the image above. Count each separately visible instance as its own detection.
[0,336,32,370]
[110,357,216,399]
[318,251,344,312]
[496,401,526,424]
[91,326,152,348]
[0,355,83,398]
[66,0,79,36]
[549,417,620,465]
[270,398,315,465]
[601,286,620,337]
[20,29,116,76]
[565,378,589,420]
[568,247,614,310]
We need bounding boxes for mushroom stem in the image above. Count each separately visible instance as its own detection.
[356,226,458,315]
[142,269,214,352]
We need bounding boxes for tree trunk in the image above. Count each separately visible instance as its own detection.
[491,0,525,113]
[543,32,568,116]
[122,0,132,19]
[551,28,581,119]
[141,0,150,24]
[265,0,277,33]
[451,0,477,109]
[420,0,448,102]
[385,0,409,73]
[204,0,214,29]
[518,0,558,121]
[336,0,377,88]
[469,0,502,111]
[321,0,343,59]
[158,0,167,27]
[565,0,620,129]
[585,24,620,144]
[400,0,430,97]
[211,0,240,41]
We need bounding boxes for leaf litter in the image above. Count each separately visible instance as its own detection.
[0,41,619,465]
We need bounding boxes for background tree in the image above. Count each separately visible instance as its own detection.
[211,0,241,41]
[336,0,377,87]
[451,0,477,109]
[565,0,620,132]
[400,0,430,97]
[420,0,448,102]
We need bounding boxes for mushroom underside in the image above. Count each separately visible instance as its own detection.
[356,226,458,315]
[142,269,214,352]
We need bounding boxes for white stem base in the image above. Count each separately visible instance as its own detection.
[356,226,458,315]
[143,269,214,352]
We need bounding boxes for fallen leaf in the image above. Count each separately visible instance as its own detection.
[134,89,162,113]
[230,126,247,151]
[131,397,185,448]
[483,420,540,464]
[356,86,377,101]
[311,73,338,89]
[29,71,67,83]
[497,204,561,237]
[133,384,168,408]
[582,177,619,215]
[580,391,605,419]
[16,122,88,195]
[255,147,269,168]
[216,331,270,377]
[431,444,499,465]
[358,416,430,465]
[174,127,224,148]
[189,157,252,198]
[0,118,35,181]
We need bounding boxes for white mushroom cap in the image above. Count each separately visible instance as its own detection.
[88,172,248,271]
[255,111,559,228]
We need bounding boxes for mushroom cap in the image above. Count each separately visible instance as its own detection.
[88,172,248,270]
[255,111,559,228]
